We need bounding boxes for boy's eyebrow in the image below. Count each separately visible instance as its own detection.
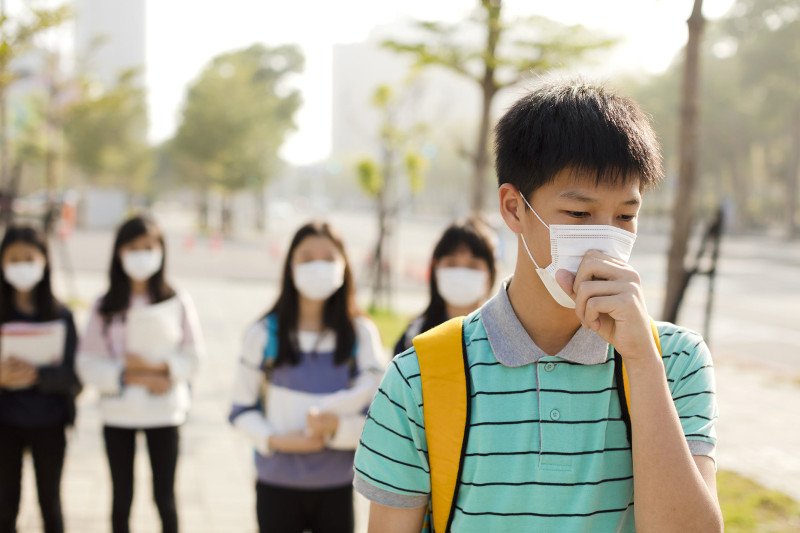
[559,191,597,203]
[559,190,641,206]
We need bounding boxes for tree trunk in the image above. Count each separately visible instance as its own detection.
[0,92,7,194]
[371,188,389,311]
[470,0,501,215]
[0,1,7,198]
[786,108,800,239]
[1,161,22,226]
[662,0,705,323]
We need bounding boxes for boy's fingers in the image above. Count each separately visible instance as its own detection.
[574,255,636,289]
[574,280,627,324]
[584,294,621,327]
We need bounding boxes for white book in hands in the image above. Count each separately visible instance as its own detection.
[126,297,183,362]
[1,320,66,367]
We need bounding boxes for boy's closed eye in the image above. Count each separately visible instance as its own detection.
[564,211,591,219]
[562,211,638,222]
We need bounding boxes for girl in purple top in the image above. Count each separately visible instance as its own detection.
[230,221,384,533]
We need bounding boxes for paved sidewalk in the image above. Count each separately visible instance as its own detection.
[11,223,800,531]
[713,359,800,501]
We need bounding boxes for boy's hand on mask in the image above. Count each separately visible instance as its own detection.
[556,250,658,363]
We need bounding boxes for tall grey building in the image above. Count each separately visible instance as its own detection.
[331,37,479,160]
[73,0,146,88]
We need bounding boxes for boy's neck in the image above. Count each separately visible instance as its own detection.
[507,254,582,356]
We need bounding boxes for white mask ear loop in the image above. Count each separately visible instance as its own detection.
[519,233,542,269]
[518,192,549,270]
[519,192,550,229]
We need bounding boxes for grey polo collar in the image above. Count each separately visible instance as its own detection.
[481,278,610,367]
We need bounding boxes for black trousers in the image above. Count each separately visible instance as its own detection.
[0,424,66,533]
[256,483,354,533]
[103,425,180,533]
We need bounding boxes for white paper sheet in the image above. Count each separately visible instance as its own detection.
[126,297,183,362]
[1,320,66,366]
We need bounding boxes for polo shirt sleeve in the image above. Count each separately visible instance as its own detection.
[659,324,719,462]
[353,348,431,509]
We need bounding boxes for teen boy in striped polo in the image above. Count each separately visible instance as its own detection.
[353,81,722,532]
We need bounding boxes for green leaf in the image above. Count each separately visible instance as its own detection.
[404,152,426,194]
[356,158,383,197]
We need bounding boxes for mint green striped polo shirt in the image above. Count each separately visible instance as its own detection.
[353,280,718,532]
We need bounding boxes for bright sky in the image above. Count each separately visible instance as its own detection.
[145,0,736,165]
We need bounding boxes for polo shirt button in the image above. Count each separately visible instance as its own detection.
[550,409,561,421]
[544,362,556,372]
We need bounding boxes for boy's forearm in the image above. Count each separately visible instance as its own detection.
[367,501,426,533]
[625,354,722,532]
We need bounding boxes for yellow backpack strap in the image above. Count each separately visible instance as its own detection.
[413,316,469,533]
[618,319,663,440]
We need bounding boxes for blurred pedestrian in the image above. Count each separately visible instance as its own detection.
[77,215,204,533]
[0,225,81,533]
[393,217,496,356]
[229,220,384,533]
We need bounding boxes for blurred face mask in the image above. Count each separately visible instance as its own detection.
[518,193,637,308]
[293,260,345,301]
[436,267,489,308]
[4,261,45,291]
[121,249,163,282]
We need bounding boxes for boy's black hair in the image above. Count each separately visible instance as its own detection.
[494,80,663,199]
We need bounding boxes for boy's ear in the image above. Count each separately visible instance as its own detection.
[498,184,524,234]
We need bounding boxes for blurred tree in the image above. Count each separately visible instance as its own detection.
[636,0,799,237]
[62,68,152,196]
[0,0,70,224]
[663,0,706,323]
[720,0,800,237]
[356,84,427,311]
[170,44,302,234]
[383,0,616,214]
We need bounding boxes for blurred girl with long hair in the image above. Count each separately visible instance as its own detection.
[77,215,204,533]
[0,225,81,533]
[394,217,497,355]
[229,221,384,533]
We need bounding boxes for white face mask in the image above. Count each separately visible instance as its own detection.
[518,193,637,308]
[293,260,345,301]
[121,249,163,281]
[436,267,489,308]
[4,261,45,291]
